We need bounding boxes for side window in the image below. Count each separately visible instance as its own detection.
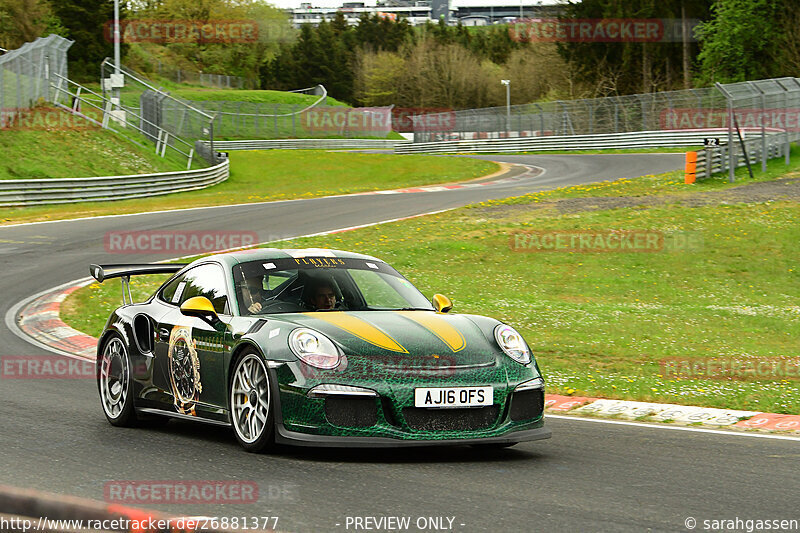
[181,264,229,314]
[159,264,230,315]
[159,274,186,304]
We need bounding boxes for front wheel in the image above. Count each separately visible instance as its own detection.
[230,350,275,453]
[98,334,137,427]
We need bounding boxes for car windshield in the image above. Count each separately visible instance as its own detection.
[232,256,434,315]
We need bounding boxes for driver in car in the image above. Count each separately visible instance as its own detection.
[306,279,338,311]
[244,276,267,314]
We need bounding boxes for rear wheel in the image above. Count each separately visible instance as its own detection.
[98,334,137,427]
[230,350,275,453]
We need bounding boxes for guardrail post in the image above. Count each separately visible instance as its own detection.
[786,131,791,164]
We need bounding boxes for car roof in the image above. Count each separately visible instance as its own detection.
[190,248,384,268]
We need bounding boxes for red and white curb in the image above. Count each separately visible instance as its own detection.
[546,395,800,434]
[14,279,97,359]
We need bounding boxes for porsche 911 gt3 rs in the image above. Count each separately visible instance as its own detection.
[91,249,550,452]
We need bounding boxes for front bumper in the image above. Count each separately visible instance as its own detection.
[268,363,550,447]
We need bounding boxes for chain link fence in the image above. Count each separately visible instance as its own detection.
[412,79,800,141]
[0,34,73,115]
[153,61,257,90]
[413,77,800,181]
[100,59,217,164]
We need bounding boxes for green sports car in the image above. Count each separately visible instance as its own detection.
[91,249,550,452]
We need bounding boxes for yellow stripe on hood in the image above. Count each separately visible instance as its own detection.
[304,313,408,353]
[396,311,466,353]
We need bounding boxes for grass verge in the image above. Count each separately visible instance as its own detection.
[0,150,498,225]
[0,109,194,180]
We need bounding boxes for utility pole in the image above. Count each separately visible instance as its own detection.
[114,0,121,92]
[501,79,511,134]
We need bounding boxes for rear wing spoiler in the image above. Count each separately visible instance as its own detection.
[89,263,188,283]
[89,263,188,305]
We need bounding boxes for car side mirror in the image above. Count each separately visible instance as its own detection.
[180,296,221,326]
[432,294,452,313]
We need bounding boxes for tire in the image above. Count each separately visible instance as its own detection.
[98,333,138,427]
[229,350,275,453]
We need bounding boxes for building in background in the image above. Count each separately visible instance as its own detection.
[289,0,562,27]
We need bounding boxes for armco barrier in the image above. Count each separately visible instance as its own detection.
[394,129,721,154]
[0,159,229,206]
[201,138,410,151]
[687,129,792,182]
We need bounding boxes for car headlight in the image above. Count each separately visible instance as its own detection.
[494,324,531,365]
[288,328,341,369]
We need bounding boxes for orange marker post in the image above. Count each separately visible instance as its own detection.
[685,151,697,184]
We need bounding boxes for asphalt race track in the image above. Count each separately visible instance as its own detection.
[2,153,797,532]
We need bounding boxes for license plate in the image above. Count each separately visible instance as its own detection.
[414,386,493,408]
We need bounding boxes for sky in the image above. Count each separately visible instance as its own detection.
[271,0,562,9]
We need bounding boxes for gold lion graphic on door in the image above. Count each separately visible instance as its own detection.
[168,325,203,415]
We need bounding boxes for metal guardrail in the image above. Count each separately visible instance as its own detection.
[202,138,411,151]
[394,130,723,154]
[0,160,229,207]
[686,130,792,182]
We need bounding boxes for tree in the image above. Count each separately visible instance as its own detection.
[0,0,65,50]
[51,0,123,80]
[555,0,713,94]
[696,0,788,84]
[353,49,404,106]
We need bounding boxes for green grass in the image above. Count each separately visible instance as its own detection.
[0,150,498,225]
[62,149,800,414]
[169,88,348,107]
[0,108,196,179]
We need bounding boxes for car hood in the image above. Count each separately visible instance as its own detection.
[274,310,499,368]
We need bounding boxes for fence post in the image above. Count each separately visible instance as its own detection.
[786,131,791,165]
[715,83,736,183]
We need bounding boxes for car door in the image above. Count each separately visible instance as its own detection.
[153,263,231,417]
